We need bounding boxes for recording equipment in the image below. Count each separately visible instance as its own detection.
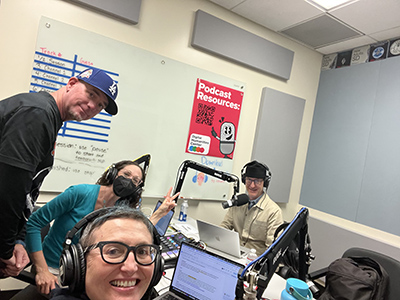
[59,208,164,294]
[241,160,271,189]
[173,160,240,199]
[235,207,312,300]
[222,193,250,209]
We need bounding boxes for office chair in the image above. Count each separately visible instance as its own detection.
[308,247,400,300]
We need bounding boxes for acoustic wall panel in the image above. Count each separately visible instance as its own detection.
[252,88,305,203]
[63,0,142,24]
[191,10,294,80]
[301,55,400,236]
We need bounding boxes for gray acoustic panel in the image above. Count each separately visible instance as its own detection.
[300,55,400,236]
[191,10,294,80]
[62,0,142,24]
[300,62,379,221]
[356,57,400,234]
[280,14,361,48]
[252,88,305,203]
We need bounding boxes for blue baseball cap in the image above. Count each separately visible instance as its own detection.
[76,68,118,115]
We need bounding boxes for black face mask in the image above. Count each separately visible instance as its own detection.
[113,176,140,198]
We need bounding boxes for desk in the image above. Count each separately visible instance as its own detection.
[156,217,287,300]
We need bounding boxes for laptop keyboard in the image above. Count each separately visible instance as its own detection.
[158,293,181,300]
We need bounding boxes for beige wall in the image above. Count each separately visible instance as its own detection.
[0,0,321,222]
[7,0,400,290]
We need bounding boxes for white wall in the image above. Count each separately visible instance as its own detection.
[6,0,398,290]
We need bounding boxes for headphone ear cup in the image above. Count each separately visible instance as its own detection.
[149,255,164,288]
[241,163,249,184]
[59,246,74,287]
[105,165,118,184]
[69,243,86,294]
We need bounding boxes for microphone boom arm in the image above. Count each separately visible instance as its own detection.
[237,207,311,300]
[172,160,240,199]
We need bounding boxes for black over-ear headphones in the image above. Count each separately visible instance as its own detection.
[59,208,164,296]
[241,160,272,189]
[105,164,118,184]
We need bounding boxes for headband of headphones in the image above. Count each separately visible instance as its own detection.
[60,207,163,296]
[62,208,108,249]
[105,154,151,185]
[241,160,271,188]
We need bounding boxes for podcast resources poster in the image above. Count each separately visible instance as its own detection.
[186,79,244,159]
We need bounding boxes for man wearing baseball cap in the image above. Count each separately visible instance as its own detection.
[221,160,283,256]
[0,68,119,278]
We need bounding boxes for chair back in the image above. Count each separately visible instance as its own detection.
[343,247,400,300]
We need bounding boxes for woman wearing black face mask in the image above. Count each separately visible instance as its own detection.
[23,160,179,298]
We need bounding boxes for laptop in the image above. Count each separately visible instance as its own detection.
[154,242,243,300]
[196,219,249,258]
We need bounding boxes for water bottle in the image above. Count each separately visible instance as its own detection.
[246,248,258,265]
[178,199,188,222]
[281,278,312,300]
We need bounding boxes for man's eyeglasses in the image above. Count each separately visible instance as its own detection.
[245,178,264,186]
[85,241,159,266]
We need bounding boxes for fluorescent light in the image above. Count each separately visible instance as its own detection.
[306,0,356,10]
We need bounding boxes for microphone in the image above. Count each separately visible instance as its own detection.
[222,194,249,209]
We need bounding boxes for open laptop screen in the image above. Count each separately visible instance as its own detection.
[170,242,243,300]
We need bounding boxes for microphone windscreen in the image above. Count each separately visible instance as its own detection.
[236,194,250,206]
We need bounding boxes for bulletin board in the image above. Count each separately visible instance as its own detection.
[35,17,245,200]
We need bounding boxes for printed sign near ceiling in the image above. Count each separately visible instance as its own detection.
[186,79,244,159]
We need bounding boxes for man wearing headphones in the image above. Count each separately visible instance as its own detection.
[220,160,283,256]
[51,206,163,300]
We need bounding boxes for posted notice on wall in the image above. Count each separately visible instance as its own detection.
[186,79,244,159]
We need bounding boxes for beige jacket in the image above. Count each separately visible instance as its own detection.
[220,193,283,256]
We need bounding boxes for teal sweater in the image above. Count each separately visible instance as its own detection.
[26,184,100,269]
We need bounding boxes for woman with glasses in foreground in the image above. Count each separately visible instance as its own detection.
[25,160,177,297]
[51,206,161,300]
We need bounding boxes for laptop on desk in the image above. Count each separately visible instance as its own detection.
[154,242,243,300]
[196,219,250,259]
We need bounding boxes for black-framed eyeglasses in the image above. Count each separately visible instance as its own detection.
[245,178,264,186]
[85,241,159,266]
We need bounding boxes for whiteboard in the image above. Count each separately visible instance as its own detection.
[34,17,245,200]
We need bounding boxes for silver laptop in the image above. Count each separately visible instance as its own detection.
[154,242,243,300]
[196,219,249,258]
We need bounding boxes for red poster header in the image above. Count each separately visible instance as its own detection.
[186,79,244,159]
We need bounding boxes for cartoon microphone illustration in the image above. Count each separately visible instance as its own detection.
[211,117,236,159]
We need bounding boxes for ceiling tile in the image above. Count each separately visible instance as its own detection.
[280,14,361,48]
[209,0,244,10]
[231,0,323,31]
[315,35,377,54]
[369,27,400,43]
[330,0,400,34]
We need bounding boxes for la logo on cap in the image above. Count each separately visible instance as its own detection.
[79,69,93,79]
[109,81,117,97]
